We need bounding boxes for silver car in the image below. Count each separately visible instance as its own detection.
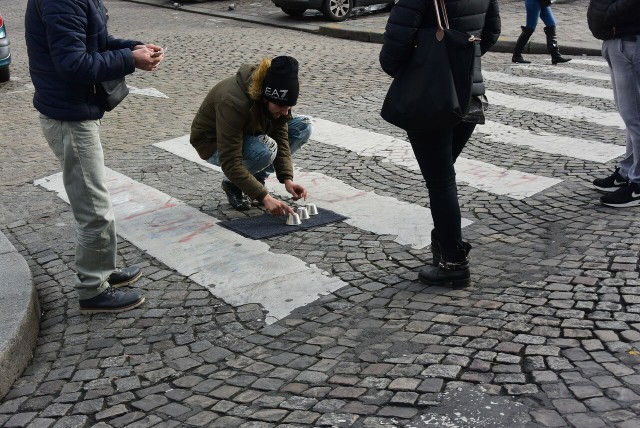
[272,0,393,22]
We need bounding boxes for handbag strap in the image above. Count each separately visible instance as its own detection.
[432,0,449,40]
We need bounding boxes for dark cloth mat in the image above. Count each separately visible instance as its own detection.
[219,208,348,239]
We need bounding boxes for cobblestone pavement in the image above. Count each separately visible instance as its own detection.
[2,0,640,427]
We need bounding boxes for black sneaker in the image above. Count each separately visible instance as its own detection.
[600,182,640,208]
[108,266,142,287]
[221,180,251,211]
[79,287,145,314]
[593,167,627,192]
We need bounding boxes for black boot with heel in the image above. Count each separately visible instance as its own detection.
[512,26,534,64]
[544,25,571,64]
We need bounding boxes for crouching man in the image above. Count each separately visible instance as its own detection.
[190,56,312,215]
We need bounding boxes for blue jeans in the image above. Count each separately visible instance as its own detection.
[407,122,477,250]
[524,0,556,29]
[603,37,640,183]
[208,115,312,182]
[39,115,115,300]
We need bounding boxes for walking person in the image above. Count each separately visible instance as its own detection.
[25,0,164,312]
[379,0,501,287]
[588,0,640,207]
[190,56,311,215]
[512,0,571,64]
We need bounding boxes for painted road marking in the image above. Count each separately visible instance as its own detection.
[483,71,614,100]
[310,118,561,200]
[35,170,346,324]
[486,91,625,130]
[154,136,471,249]
[511,63,612,81]
[480,121,624,163]
[127,86,168,98]
[569,59,609,68]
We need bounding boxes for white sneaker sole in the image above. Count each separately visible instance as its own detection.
[601,200,640,208]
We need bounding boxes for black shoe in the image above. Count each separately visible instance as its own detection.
[600,183,640,208]
[593,167,627,192]
[512,54,531,64]
[221,180,251,211]
[551,56,572,64]
[108,266,142,287]
[79,287,145,314]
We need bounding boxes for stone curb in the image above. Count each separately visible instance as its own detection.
[0,231,40,400]
[123,0,602,57]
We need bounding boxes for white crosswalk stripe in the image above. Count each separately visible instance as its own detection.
[479,121,624,163]
[510,63,612,81]
[154,136,472,249]
[35,170,346,324]
[485,91,624,130]
[310,118,562,200]
[569,58,609,68]
[483,71,614,100]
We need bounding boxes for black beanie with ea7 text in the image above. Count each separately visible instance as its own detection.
[262,56,299,107]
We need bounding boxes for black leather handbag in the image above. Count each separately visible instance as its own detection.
[380,0,477,133]
[95,78,129,112]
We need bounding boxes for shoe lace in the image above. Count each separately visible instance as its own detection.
[103,286,118,298]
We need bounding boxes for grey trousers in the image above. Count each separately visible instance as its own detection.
[40,114,116,300]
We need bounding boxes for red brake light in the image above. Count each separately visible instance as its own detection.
[0,15,4,28]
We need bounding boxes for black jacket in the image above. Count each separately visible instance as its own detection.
[379,0,500,97]
[588,0,640,40]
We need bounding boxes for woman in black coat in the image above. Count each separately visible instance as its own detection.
[379,0,500,288]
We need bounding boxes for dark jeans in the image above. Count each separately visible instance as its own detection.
[407,122,476,251]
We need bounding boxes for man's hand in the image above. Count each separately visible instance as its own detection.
[132,44,164,71]
[262,194,295,217]
[284,179,308,201]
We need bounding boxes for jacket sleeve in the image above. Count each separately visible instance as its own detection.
[270,120,294,183]
[480,0,501,55]
[379,0,426,77]
[107,34,144,51]
[605,0,640,26]
[215,95,268,201]
[40,0,135,85]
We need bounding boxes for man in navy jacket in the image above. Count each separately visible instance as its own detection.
[25,0,164,313]
[589,0,640,207]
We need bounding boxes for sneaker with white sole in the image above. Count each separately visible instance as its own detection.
[593,167,627,192]
[600,182,640,208]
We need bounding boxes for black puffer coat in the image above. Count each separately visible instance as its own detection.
[588,0,640,40]
[380,0,501,97]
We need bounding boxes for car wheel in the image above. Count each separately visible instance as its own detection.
[0,66,9,83]
[281,7,306,16]
[322,0,352,21]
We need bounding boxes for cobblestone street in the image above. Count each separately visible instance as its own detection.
[1,0,640,427]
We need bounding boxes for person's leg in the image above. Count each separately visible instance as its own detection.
[540,7,570,64]
[539,4,556,27]
[524,0,541,30]
[287,114,313,155]
[39,116,115,300]
[452,121,477,162]
[605,38,640,183]
[407,128,461,249]
[242,134,278,183]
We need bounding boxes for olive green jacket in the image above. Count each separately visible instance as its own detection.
[190,64,293,201]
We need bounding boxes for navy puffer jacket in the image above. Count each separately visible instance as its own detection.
[380,0,501,97]
[25,0,142,121]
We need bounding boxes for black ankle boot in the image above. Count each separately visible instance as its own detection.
[430,230,472,267]
[419,243,471,288]
[512,26,534,64]
[544,26,571,64]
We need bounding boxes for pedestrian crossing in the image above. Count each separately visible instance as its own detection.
[35,58,626,321]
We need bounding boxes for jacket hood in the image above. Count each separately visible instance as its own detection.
[235,64,257,100]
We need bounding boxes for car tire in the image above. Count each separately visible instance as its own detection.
[281,7,306,16]
[322,0,352,21]
[0,66,9,83]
